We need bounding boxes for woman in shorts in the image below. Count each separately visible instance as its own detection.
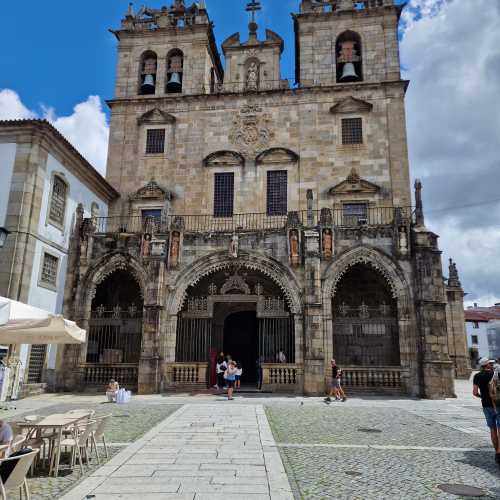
[225,361,238,400]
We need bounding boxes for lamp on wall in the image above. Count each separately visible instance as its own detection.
[0,228,10,248]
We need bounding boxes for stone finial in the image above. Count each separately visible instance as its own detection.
[127,3,134,17]
[414,179,425,227]
[448,258,462,288]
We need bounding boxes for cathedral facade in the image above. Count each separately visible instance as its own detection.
[58,0,470,398]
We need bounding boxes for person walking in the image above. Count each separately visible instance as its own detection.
[216,353,227,391]
[235,361,243,390]
[324,359,347,403]
[473,357,499,465]
[224,361,238,400]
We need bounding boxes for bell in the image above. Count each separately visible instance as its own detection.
[141,74,155,94]
[340,62,359,82]
[167,72,182,92]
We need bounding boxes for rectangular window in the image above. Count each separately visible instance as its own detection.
[49,176,67,226]
[41,253,59,286]
[214,173,234,218]
[473,321,479,329]
[145,129,165,154]
[343,203,368,226]
[267,170,288,216]
[341,117,363,145]
[471,335,479,345]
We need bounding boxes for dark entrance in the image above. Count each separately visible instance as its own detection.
[223,311,258,383]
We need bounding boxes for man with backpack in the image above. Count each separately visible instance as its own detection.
[473,357,500,466]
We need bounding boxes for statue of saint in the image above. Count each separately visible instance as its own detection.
[229,234,239,258]
[142,233,152,257]
[323,228,333,259]
[289,230,300,266]
[246,61,259,90]
[169,231,180,267]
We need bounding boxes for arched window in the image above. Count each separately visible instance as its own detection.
[48,175,68,227]
[166,49,184,94]
[336,31,363,83]
[139,51,157,95]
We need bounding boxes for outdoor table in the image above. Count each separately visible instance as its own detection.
[18,412,92,477]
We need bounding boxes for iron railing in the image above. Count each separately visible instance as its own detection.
[90,207,411,235]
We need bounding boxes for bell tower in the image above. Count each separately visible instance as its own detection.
[294,0,402,87]
[111,1,223,98]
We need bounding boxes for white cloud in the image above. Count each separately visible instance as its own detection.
[0,89,109,175]
[401,0,500,306]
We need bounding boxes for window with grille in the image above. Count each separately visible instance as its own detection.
[213,173,234,217]
[341,117,363,144]
[41,253,59,286]
[267,170,288,216]
[49,176,67,226]
[145,129,165,154]
[27,345,47,384]
[343,203,368,225]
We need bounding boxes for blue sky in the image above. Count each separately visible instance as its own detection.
[0,0,406,116]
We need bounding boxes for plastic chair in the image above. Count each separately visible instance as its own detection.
[10,436,26,454]
[91,414,111,463]
[0,449,39,500]
[56,421,95,475]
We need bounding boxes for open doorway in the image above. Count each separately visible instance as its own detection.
[223,311,258,383]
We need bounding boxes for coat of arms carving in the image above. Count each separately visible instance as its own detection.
[229,105,274,156]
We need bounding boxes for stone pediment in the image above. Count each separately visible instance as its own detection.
[222,32,241,50]
[256,148,299,165]
[329,168,380,195]
[129,179,172,201]
[329,97,373,115]
[203,150,245,168]
[137,108,176,125]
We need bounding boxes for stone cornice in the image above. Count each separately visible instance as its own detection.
[106,79,410,109]
[0,120,119,203]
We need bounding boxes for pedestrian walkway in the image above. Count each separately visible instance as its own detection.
[61,403,293,500]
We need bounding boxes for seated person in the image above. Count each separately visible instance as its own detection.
[0,420,13,458]
[106,379,120,402]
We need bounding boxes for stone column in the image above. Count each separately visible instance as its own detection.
[303,229,324,395]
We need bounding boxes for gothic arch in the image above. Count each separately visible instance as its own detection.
[77,252,148,317]
[166,250,303,316]
[322,246,411,306]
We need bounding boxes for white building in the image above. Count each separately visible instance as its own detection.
[464,304,500,368]
[0,119,118,397]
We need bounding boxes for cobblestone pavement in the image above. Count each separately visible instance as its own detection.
[265,403,500,499]
[6,402,181,500]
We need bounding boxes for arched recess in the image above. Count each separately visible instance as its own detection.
[322,246,415,373]
[335,30,363,83]
[75,252,148,388]
[138,50,158,95]
[164,250,304,367]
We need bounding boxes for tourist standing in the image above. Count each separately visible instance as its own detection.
[235,361,243,389]
[324,358,339,403]
[225,361,238,400]
[216,353,227,390]
[106,379,120,402]
[473,357,499,465]
[256,355,264,390]
[276,350,287,363]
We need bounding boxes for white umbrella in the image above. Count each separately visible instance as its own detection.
[0,297,86,344]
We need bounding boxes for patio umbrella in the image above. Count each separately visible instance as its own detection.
[0,297,86,344]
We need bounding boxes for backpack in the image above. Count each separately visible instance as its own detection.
[491,374,500,407]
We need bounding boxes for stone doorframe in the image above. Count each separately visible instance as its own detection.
[163,250,304,367]
[321,246,418,395]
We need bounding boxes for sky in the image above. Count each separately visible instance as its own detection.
[0,0,499,307]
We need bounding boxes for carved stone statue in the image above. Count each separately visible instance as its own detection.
[399,228,408,255]
[229,234,239,258]
[142,233,152,257]
[322,228,333,259]
[246,61,259,90]
[169,231,181,268]
[289,230,300,266]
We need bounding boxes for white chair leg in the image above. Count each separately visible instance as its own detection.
[0,480,6,500]
[92,435,100,465]
[103,436,109,458]
[24,479,31,500]
[75,445,84,475]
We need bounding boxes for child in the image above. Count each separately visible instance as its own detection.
[225,361,238,400]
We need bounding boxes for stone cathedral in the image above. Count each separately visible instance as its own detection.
[58,0,470,398]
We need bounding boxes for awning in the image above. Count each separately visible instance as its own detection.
[0,297,86,345]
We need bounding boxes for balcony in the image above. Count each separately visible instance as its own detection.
[88,207,412,236]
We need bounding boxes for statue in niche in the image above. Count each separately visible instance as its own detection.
[246,61,259,90]
[169,231,180,267]
[399,228,408,255]
[322,228,333,259]
[142,233,152,257]
[289,230,300,266]
[229,234,239,258]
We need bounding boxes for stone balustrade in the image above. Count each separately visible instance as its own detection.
[83,363,139,388]
[263,363,303,392]
[166,362,208,388]
[341,366,404,391]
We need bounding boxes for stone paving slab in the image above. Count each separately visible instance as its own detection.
[61,403,293,500]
